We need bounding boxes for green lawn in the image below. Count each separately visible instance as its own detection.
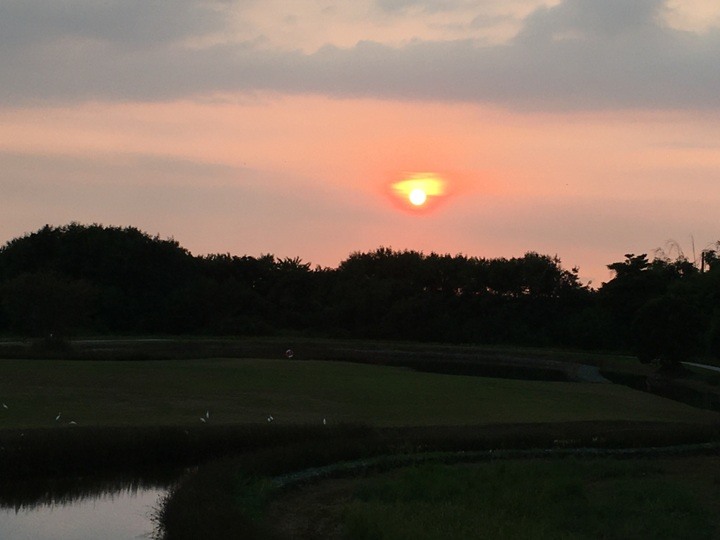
[266,457,720,539]
[0,358,716,429]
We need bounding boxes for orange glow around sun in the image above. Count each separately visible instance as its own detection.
[391,172,447,211]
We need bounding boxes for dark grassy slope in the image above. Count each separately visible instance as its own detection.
[264,457,720,540]
[156,424,720,540]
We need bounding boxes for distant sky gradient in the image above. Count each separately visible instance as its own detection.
[2,0,719,285]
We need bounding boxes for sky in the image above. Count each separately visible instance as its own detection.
[1,0,720,286]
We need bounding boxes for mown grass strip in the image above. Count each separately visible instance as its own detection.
[1,358,716,430]
[270,441,720,490]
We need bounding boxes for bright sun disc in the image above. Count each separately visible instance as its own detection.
[409,188,427,206]
[391,173,446,211]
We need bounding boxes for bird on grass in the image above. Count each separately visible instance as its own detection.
[55,413,61,421]
[2,403,7,410]
[267,415,274,423]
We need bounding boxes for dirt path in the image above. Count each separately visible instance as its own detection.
[574,364,610,383]
[266,478,359,540]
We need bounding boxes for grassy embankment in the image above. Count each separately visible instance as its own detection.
[264,456,720,539]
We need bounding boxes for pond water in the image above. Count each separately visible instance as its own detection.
[0,482,169,540]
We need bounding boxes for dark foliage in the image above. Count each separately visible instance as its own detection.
[1,223,718,364]
[600,250,720,365]
[631,295,704,366]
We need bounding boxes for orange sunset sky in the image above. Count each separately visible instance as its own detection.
[1,0,720,285]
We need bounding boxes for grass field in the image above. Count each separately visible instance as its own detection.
[0,357,717,430]
[265,456,720,539]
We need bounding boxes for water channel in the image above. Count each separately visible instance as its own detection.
[0,477,173,540]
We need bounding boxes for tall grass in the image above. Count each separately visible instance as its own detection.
[292,459,717,539]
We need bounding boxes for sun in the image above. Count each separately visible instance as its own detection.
[408,188,427,206]
[390,173,446,211]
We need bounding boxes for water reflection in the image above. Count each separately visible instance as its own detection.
[0,487,164,540]
[0,474,177,540]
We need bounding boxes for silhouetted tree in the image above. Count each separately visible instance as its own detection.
[631,295,704,369]
[0,223,195,333]
[599,253,692,349]
[0,271,98,337]
[3,222,714,360]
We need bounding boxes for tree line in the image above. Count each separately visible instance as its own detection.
[1,223,718,365]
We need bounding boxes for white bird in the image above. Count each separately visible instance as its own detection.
[2,403,7,410]
[200,417,206,423]
[55,413,61,421]
[323,418,327,425]
[267,415,274,423]
[205,410,210,420]
[68,421,77,425]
